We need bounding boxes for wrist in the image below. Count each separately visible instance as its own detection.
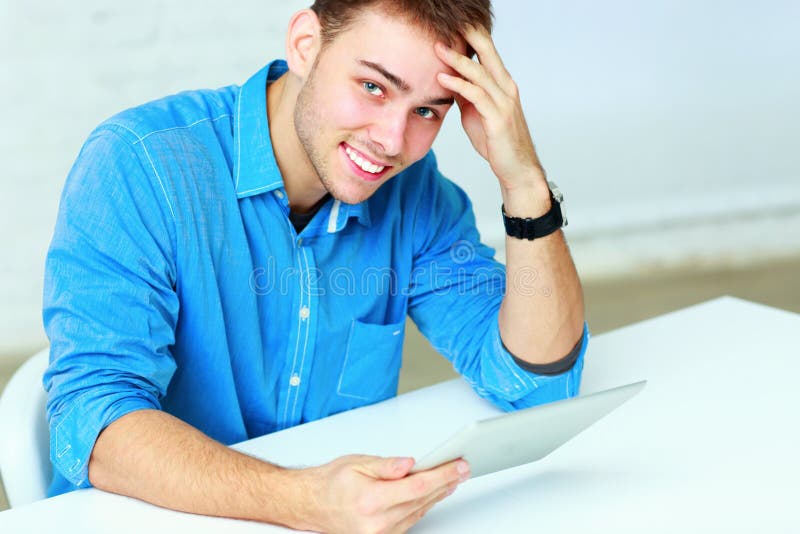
[250,463,321,530]
[278,466,325,531]
[500,166,550,216]
[501,181,551,218]
[502,180,567,240]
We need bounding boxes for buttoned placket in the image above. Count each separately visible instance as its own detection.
[268,190,366,429]
[275,189,319,430]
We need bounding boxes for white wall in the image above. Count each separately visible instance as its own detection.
[443,0,800,275]
[1,0,798,357]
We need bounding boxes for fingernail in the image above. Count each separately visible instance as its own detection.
[456,461,470,480]
[393,459,406,471]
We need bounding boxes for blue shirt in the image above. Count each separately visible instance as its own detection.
[43,60,587,496]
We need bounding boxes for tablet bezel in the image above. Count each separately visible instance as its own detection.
[409,380,646,477]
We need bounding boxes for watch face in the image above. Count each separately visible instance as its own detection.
[548,181,564,202]
[547,181,567,227]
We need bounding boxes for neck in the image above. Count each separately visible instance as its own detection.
[266,73,328,213]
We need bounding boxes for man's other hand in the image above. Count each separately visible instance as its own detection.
[435,26,547,195]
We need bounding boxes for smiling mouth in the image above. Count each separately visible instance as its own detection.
[343,144,389,175]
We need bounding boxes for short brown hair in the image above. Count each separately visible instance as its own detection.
[309,0,493,57]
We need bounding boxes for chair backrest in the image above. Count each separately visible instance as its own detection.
[0,348,51,507]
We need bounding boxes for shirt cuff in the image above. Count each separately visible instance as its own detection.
[504,329,585,376]
[50,391,160,488]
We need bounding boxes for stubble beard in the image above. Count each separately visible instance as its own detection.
[294,60,343,202]
[295,58,395,206]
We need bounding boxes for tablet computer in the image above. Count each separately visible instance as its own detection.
[410,380,646,478]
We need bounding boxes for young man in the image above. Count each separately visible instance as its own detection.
[43,0,586,531]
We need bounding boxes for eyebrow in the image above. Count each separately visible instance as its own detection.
[357,59,455,107]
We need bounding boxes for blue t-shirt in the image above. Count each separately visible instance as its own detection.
[43,60,587,496]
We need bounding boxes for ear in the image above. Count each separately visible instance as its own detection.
[285,9,322,78]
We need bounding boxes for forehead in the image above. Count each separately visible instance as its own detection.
[321,9,466,90]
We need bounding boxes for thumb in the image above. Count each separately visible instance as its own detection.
[358,456,415,480]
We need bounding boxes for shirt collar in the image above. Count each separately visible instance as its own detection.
[232,60,286,198]
[324,198,372,233]
[232,60,371,229]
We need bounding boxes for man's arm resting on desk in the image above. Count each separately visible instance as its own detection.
[498,199,585,366]
[88,409,467,532]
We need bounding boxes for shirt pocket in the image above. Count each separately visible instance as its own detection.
[336,318,405,407]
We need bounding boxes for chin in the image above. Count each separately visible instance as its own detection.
[323,174,386,205]
[329,186,375,206]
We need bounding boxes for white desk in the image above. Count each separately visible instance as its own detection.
[2,297,798,533]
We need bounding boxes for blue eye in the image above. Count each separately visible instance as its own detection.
[415,107,437,120]
[362,81,384,96]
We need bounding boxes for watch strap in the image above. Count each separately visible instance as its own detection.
[502,189,564,240]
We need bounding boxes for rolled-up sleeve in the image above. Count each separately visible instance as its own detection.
[407,156,586,411]
[43,126,179,489]
[482,322,588,411]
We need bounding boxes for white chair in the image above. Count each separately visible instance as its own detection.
[0,348,51,507]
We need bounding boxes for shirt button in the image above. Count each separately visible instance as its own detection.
[299,306,310,320]
[289,374,301,387]
[274,190,285,199]
[297,238,304,247]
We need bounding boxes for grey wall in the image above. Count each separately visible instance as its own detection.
[1,0,798,358]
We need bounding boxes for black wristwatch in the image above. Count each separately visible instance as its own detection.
[502,181,567,240]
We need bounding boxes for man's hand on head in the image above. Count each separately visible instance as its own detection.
[434,27,548,201]
[298,454,469,533]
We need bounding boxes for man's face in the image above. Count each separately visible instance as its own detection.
[294,9,465,205]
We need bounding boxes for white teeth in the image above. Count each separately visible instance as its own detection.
[345,145,384,174]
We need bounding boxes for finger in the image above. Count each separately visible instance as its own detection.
[374,459,469,507]
[383,481,454,534]
[353,456,415,481]
[437,72,499,122]
[435,42,507,106]
[462,25,516,95]
[392,485,452,533]
[390,478,456,519]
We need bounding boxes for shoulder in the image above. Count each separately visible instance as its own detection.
[77,85,241,209]
[379,150,473,216]
[95,85,238,146]
[379,150,467,203]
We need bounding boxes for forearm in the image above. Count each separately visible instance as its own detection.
[87,409,465,532]
[498,179,585,365]
[87,409,315,529]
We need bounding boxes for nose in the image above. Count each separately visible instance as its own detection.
[368,106,407,158]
